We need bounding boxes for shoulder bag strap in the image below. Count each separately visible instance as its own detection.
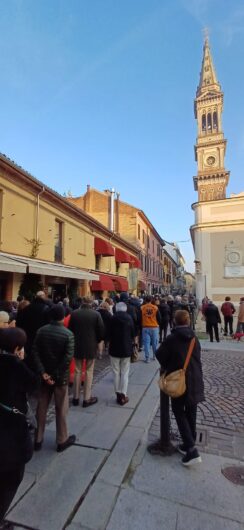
[183,337,196,372]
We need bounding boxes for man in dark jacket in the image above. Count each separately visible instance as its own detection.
[16,291,51,363]
[109,302,135,405]
[158,298,170,342]
[221,296,235,336]
[153,310,204,466]
[69,297,104,408]
[204,300,221,342]
[32,305,75,452]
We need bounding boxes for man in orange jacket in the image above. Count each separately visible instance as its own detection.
[140,296,161,363]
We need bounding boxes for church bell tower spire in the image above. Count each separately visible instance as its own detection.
[193,36,230,201]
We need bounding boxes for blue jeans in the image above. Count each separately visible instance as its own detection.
[142,327,159,360]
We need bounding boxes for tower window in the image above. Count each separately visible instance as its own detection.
[202,114,206,132]
[207,113,212,131]
[213,111,218,130]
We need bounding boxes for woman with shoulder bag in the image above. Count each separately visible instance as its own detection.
[0,327,38,528]
[155,310,205,467]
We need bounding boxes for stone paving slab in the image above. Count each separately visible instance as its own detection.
[47,408,97,435]
[8,446,108,530]
[8,472,36,513]
[129,376,159,429]
[131,451,244,524]
[72,480,119,530]
[177,504,244,530]
[98,425,144,486]
[129,360,159,385]
[106,488,177,530]
[76,407,132,450]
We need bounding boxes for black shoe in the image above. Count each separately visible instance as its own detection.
[182,448,201,466]
[34,440,43,451]
[0,522,14,530]
[72,398,79,406]
[116,392,122,404]
[177,443,187,455]
[83,397,98,408]
[57,434,76,453]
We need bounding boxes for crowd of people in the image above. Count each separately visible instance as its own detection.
[0,289,242,528]
[201,296,244,341]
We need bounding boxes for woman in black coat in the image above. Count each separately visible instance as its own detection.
[0,328,37,527]
[97,302,113,358]
[155,310,204,466]
[109,302,135,406]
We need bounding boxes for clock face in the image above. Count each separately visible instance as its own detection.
[228,252,240,264]
[206,155,216,166]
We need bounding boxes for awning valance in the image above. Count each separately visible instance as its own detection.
[138,280,146,290]
[0,253,99,281]
[115,248,131,263]
[112,277,129,292]
[130,256,141,268]
[0,253,26,274]
[91,274,115,292]
[94,237,114,256]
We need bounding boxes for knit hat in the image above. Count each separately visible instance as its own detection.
[120,292,129,302]
[50,305,65,321]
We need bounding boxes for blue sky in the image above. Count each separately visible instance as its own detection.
[1,0,244,272]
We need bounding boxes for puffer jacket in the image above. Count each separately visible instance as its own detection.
[31,321,74,385]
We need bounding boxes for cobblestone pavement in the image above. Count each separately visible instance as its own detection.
[149,348,244,460]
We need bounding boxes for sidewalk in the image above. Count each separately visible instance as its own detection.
[7,343,244,530]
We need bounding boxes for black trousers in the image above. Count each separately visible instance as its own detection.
[224,316,233,335]
[207,322,219,342]
[171,397,197,451]
[0,464,25,521]
[159,321,169,342]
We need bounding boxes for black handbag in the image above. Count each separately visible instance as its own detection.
[0,402,34,471]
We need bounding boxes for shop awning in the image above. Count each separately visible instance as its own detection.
[112,277,129,292]
[138,280,146,290]
[0,252,26,274]
[0,253,99,281]
[25,258,99,281]
[130,256,141,268]
[115,248,131,263]
[91,274,115,291]
[94,237,114,256]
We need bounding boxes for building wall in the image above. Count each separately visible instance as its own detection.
[192,194,244,303]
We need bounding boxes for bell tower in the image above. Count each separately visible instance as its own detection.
[193,36,230,201]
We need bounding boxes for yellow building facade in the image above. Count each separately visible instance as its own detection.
[0,155,140,301]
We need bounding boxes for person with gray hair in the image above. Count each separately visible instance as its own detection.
[109,302,135,405]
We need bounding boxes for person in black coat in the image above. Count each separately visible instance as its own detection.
[16,291,51,364]
[109,302,135,406]
[158,298,170,342]
[204,300,221,342]
[97,302,113,358]
[155,310,205,466]
[0,328,38,527]
[69,297,104,408]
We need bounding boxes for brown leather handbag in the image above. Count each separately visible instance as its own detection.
[158,338,196,398]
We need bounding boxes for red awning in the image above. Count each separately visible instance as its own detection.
[138,280,146,290]
[91,274,115,291]
[113,277,129,292]
[130,256,141,268]
[94,237,114,256]
[115,248,131,263]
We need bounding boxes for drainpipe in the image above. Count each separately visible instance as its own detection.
[116,192,120,233]
[110,188,115,232]
[36,187,45,241]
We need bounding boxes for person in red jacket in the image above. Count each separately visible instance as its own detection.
[221,297,235,336]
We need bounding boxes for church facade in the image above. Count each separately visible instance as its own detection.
[190,37,244,304]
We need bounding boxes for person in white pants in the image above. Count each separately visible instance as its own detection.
[109,302,135,405]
